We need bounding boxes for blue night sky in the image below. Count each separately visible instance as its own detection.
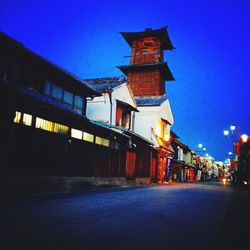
[1,0,250,161]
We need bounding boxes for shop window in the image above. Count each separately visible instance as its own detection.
[83,132,94,143]
[95,136,103,145]
[35,117,53,132]
[54,123,69,134]
[23,113,32,126]
[14,111,21,123]
[71,128,83,140]
[103,138,110,147]
[95,136,110,147]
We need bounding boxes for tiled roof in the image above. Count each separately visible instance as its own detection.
[0,32,98,96]
[120,26,175,51]
[117,62,174,81]
[92,121,153,145]
[83,76,127,92]
[135,95,168,106]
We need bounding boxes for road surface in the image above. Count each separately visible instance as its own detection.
[0,182,249,250]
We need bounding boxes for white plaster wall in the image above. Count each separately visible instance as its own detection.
[134,98,174,143]
[86,83,137,126]
[134,106,160,141]
[160,99,174,125]
[86,93,111,123]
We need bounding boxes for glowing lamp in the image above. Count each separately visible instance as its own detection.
[228,152,232,155]
[203,147,206,151]
[205,153,209,157]
[198,143,203,148]
[230,125,236,131]
[223,130,229,136]
[241,134,248,143]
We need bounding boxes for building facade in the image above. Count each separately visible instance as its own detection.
[117,27,175,183]
[0,32,133,192]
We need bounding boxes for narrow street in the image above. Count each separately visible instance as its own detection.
[0,182,249,250]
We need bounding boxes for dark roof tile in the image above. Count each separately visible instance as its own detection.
[83,76,127,92]
[135,95,168,106]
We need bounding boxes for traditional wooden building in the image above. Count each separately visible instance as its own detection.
[0,32,132,192]
[117,27,175,183]
[85,77,155,184]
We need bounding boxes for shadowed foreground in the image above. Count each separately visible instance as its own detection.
[0,182,249,250]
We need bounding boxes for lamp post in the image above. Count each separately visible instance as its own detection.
[195,143,207,155]
[223,125,249,185]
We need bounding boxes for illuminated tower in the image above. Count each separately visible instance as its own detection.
[117,27,174,96]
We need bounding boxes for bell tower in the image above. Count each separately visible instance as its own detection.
[117,27,174,96]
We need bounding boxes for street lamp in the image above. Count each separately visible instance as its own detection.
[223,125,241,138]
[196,143,207,153]
[241,134,248,143]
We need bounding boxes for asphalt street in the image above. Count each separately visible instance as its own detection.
[0,182,249,250]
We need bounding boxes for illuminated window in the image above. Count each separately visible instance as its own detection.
[95,136,103,145]
[54,123,69,134]
[71,128,83,139]
[103,138,110,147]
[14,111,21,123]
[83,132,94,143]
[35,117,53,132]
[23,113,32,126]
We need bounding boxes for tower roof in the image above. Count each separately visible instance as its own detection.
[117,62,175,81]
[120,26,174,51]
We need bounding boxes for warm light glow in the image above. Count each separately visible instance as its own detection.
[230,125,236,131]
[14,111,21,123]
[155,122,161,137]
[241,134,248,143]
[83,132,94,143]
[36,117,53,132]
[198,143,203,148]
[243,181,248,185]
[164,134,170,141]
[102,138,110,147]
[223,130,229,136]
[54,123,69,134]
[223,178,226,184]
[71,128,83,139]
[23,113,32,126]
